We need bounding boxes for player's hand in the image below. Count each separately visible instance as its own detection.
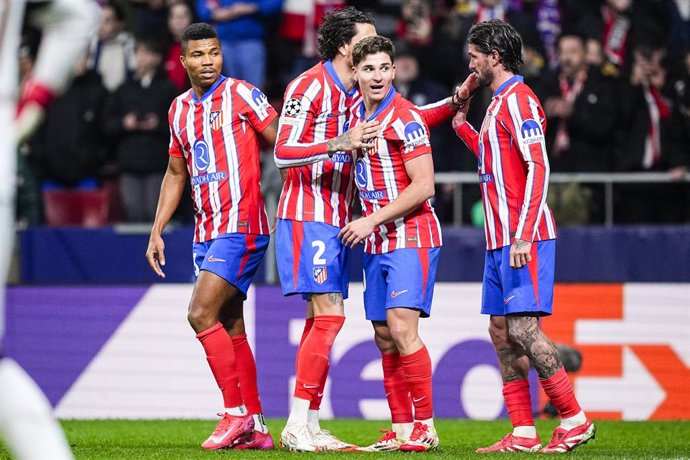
[510,239,532,269]
[451,73,479,113]
[270,219,277,235]
[328,120,380,154]
[146,234,167,278]
[338,217,375,248]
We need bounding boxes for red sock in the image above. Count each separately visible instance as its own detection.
[382,353,413,423]
[196,322,242,408]
[231,333,262,414]
[539,367,582,418]
[309,363,328,411]
[295,318,314,375]
[503,380,534,428]
[294,315,344,401]
[400,346,433,421]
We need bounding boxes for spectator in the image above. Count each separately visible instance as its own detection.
[88,1,136,92]
[615,42,679,223]
[394,42,457,221]
[577,0,668,75]
[668,48,690,221]
[165,1,194,92]
[131,0,169,39]
[543,33,619,224]
[544,33,618,172]
[104,38,178,222]
[195,0,282,88]
[30,54,109,191]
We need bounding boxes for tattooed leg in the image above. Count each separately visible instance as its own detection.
[489,316,529,382]
[506,315,562,379]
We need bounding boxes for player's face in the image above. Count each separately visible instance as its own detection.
[344,23,377,68]
[181,38,223,90]
[355,52,395,104]
[468,43,495,88]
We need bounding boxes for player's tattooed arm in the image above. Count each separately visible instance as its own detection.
[507,316,562,379]
[327,131,353,155]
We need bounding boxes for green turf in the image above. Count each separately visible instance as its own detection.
[2,419,690,459]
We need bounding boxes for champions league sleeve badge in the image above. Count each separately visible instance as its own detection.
[284,98,303,117]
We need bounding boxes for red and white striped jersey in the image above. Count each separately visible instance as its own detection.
[168,76,278,242]
[274,61,358,227]
[455,75,557,250]
[274,60,454,228]
[350,89,442,254]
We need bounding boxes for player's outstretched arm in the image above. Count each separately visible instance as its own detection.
[146,156,187,278]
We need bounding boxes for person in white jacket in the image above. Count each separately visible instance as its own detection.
[0,0,98,458]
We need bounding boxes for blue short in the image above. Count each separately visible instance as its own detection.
[362,247,440,322]
[481,239,555,316]
[276,219,350,300]
[193,233,269,300]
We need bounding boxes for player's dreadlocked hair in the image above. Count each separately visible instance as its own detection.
[181,23,218,54]
[317,6,375,62]
[352,36,395,67]
[467,19,524,74]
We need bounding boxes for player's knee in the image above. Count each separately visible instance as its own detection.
[488,321,509,348]
[187,304,216,332]
[374,330,396,353]
[388,322,417,348]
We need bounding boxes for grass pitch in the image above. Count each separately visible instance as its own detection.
[2,419,690,459]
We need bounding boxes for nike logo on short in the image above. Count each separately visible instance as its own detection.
[317,392,324,398]
[504,295,516,304]
[413,396,426,403]
[303,384,319,389]
[208,255,226,262]
[391,290,409,298]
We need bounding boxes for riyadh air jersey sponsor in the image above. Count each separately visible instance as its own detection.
[168,76,277,242]
[456,76,556,250]
[350,89,442,254]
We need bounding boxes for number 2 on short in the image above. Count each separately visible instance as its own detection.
[312,240,326,265]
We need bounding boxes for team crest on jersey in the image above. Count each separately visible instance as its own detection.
[520,119,544,145]
[313,266,328,284]
[284,98,303,117]
[403,121,429,153]
[209,111,223,130]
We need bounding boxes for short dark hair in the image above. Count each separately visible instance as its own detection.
[317,6,375,61]
[352,35,395,67]
[181,23,218,54]
[467,19,523,74]
[135,37,165,56]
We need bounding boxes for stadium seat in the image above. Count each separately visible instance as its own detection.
[43,188,111,227]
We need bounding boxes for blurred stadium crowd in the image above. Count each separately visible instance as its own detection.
[16,0,690,226]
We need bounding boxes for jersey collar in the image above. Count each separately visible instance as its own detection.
[360,86,397,121]
[493,74,523,97]
[193,75,228,102]
[324,60,358,98]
